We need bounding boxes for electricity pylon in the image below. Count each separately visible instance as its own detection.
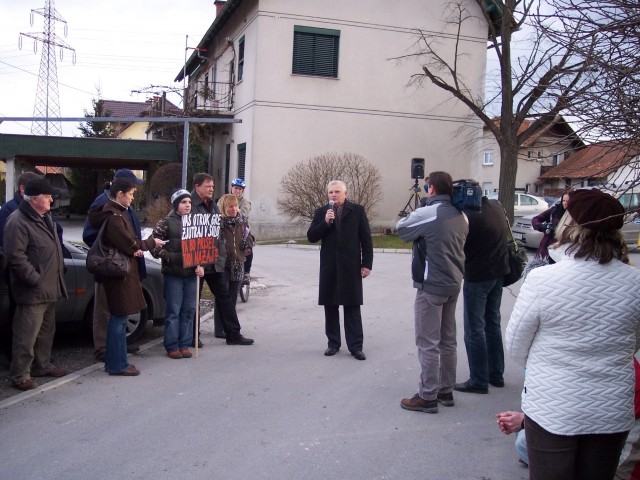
[19,0,75,136]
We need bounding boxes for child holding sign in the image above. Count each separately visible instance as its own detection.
[151,189,204,359]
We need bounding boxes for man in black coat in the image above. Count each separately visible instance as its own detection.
[307,180,373,361]
[454,195,510,395]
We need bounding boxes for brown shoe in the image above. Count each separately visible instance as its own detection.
[108,365,140,376]
[167,350,183,359]
[32,367,68,378]
[13,378,39,391]
[179,348,192,358]
[400,393,438,413]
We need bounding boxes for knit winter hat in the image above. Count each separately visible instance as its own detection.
[567,189,624,231]
[171,189,191,210]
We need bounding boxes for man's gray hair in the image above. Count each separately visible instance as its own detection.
[327,180,347,191]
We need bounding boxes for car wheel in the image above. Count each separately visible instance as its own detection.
[126,309,148,343]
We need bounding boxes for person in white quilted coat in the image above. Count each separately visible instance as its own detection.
[506,188,640,480]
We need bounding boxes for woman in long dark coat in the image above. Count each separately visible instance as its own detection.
[88,178,165,376]
[307,180,373,360]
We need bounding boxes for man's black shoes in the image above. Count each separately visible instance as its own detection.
[324,347,339,356]
[226,335,254,346]
[453,380,489,394]
[351,351,366,361]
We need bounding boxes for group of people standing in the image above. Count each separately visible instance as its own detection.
[88,171,255,376]
[0,168,255,390]
[393,171,640,480]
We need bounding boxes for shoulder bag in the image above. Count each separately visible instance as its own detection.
[85,218,131,278]
[502,211,528,287]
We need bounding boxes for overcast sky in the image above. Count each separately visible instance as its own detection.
[0,0,216,136]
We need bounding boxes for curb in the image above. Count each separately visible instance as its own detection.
[0,310,215,410]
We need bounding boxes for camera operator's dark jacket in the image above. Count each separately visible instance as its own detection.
[532,202,565,259]
[463,197,510,283]
[396,194,468,296]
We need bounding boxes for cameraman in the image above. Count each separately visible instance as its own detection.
[531,191,572,261]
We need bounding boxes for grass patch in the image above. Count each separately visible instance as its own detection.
[260,234,411,249]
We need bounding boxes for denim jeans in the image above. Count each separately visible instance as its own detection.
[414,290,458,401]
[163,274,196,352]
[515,430,528,465]
[462,278,504,388]
[105,314,129,373]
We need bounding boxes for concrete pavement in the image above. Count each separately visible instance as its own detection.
[0,244,528,480]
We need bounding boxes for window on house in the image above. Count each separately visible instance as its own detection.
[238,36,245,82]
[552,154,560,166]
[292,26,340,78]
[528,150,532,158]
[483,151,494,165]
[237,143,246,180]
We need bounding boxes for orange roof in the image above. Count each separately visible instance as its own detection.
[540,142,638,179]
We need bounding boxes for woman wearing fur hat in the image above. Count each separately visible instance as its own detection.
[506,188,640,480]
[151,189,204,359]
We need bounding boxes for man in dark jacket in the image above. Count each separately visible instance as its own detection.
[0,172,41,364]
[0,172,56,364]
[454,195,510,395]
[307,180,373,361]
[191,173,253,346]
[82,169,145,361]
[396,171,468,413]
[4,178,68,391]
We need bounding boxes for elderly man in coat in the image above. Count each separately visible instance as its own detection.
[307,180,373,361]
[4,177,68,391]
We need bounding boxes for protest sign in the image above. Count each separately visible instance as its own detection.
[181,212,220,268]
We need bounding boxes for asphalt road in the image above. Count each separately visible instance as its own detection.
[0,244,534,480]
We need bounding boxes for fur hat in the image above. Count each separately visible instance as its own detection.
[171,189,191,210]
[567,189,624,231]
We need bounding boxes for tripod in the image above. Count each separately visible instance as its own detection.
[398,179,423,217]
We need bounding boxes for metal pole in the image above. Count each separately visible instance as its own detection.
[182,120,190,189]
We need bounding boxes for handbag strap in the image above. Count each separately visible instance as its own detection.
[500,205,521,251]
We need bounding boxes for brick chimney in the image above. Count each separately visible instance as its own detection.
[214,0,226,16]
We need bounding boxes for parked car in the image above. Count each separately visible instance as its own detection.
[511,214,544,250]
[0,239,165,342]
[487,192,550,217]
[512,192,640,250]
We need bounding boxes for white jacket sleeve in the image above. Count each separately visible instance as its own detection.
[396,205,437,242]
[505,275,541,366]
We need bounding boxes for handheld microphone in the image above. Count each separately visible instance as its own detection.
[328,200,335,224]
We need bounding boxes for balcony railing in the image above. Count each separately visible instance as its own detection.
[186,80,234,113]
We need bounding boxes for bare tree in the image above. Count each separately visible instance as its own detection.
[398,1,601,221]
[278,152,383,222]
[542,1,640,146]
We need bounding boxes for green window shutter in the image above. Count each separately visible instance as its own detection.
[292,26,340,77]
[237,143,246,179]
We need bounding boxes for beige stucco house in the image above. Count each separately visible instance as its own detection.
[176,0,491,238]
[473,116,584,197]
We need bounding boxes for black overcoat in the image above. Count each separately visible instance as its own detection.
[307,200,373,306]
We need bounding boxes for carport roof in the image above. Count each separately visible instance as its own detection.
[0,133,179,169]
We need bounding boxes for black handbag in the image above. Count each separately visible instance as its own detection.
[85,220,131,278]
[502,211,528,287]
[504,239,528,287]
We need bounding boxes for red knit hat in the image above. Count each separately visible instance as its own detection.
[567,189,624,231]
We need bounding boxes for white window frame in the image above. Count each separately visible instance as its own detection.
[483,151,494,165]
